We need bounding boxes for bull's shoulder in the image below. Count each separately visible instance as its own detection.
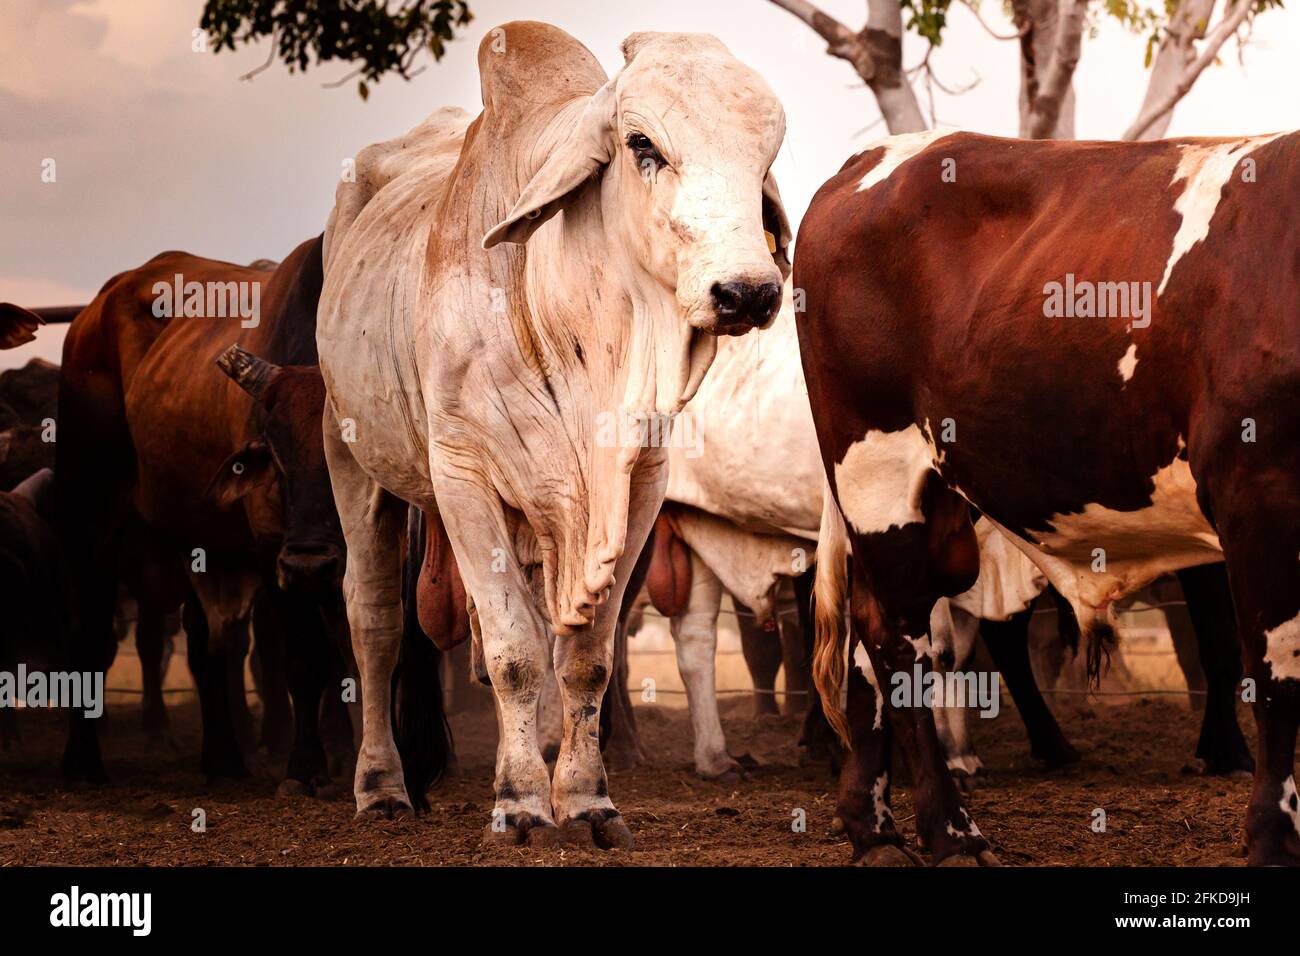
[324,107,473,270]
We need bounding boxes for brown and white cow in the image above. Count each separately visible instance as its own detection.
[798,128,1299,866]
[318,21,789,845]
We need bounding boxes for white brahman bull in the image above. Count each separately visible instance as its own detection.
[656,292,1047,779]
[316,21,790,847]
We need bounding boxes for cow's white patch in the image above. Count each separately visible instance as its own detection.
[1117,343,1138,384]
[834,424,938,535]
[1280,777,1300,837]
[1264,612,1300,682]
[871,772,893,830]
[853,642,884,730]
[1159,134,1285,296]
[985,453,1222,641]
[1034,456,1220,561]
[945,807,982,839]
[856,128,958,193]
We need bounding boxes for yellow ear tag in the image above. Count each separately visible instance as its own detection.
[764,230,777,254]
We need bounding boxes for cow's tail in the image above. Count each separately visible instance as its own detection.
[393,503,452,813]
[812,480,852,748]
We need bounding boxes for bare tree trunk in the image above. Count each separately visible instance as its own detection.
[1123,0,1255,141]
[1013,0,1088,139]
[769,0,928,134]
[1131,0,1218,140]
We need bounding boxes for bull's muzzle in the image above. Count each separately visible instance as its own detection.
[276,546,344,593]
[709,280,782,334]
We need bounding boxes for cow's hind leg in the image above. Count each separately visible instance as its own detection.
[1210,463,1300,865]
[931,601,983,790]
[843,475,996,865]
[325,435,411,819]
[670,554,742,779]
[979,603,1080,767]
[737,597,782,716]
[1176,564,1253,776]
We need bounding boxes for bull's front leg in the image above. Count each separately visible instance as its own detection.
[551,622,633,849]
[434,485,555,846]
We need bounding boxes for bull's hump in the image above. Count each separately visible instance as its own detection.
[477,21,606,117]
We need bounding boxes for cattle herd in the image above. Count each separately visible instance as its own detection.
[0,20,1296,868]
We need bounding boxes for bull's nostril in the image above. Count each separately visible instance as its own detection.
[710,282,742,316]
[711,281,783,325]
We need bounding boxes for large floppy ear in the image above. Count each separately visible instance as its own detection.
[762,171,793,281]
[482,81,617,249]
[205,440,276,509]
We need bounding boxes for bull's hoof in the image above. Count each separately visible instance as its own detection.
[482,812,555,847]
[556,812,633,850]
[559,818,597,847]
[951,768,983,794]
[526,824,560,847]
[354,795,413,821]
[698,757,745,782]
[829,815,846,837]
[276,779,312,798]
[483,824,524,847]
[857,844,917,867]
[315,781,346,801]
[594,814,634,850]
[1032,738,1081,768]
[1201,753,1255,778]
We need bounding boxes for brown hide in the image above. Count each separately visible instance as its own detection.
[59,239,329,561]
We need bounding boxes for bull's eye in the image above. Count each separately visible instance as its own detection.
[627,132,665,177]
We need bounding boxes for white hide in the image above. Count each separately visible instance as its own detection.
[317,23,789,825]
[662,292,1046,775]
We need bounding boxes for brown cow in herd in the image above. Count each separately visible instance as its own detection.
[51,236,350,789]
[798,128,1298,866]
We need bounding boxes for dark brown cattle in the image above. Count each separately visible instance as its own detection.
[797,129,1298,866]
[0,425,54,491]
[0,358,59,426]
[0,469,62,748]
[53,236,348,790]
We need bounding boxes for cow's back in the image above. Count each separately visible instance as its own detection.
[797,130,1299,550]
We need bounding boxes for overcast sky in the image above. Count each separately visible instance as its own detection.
[1,0,1296,367]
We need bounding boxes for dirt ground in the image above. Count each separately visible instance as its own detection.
[0,685,1258,867]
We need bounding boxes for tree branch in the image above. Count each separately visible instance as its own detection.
[959,0,1029,40]
[768,0,928,133]
[1122,0,1255,140]
[769,0,877,80]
